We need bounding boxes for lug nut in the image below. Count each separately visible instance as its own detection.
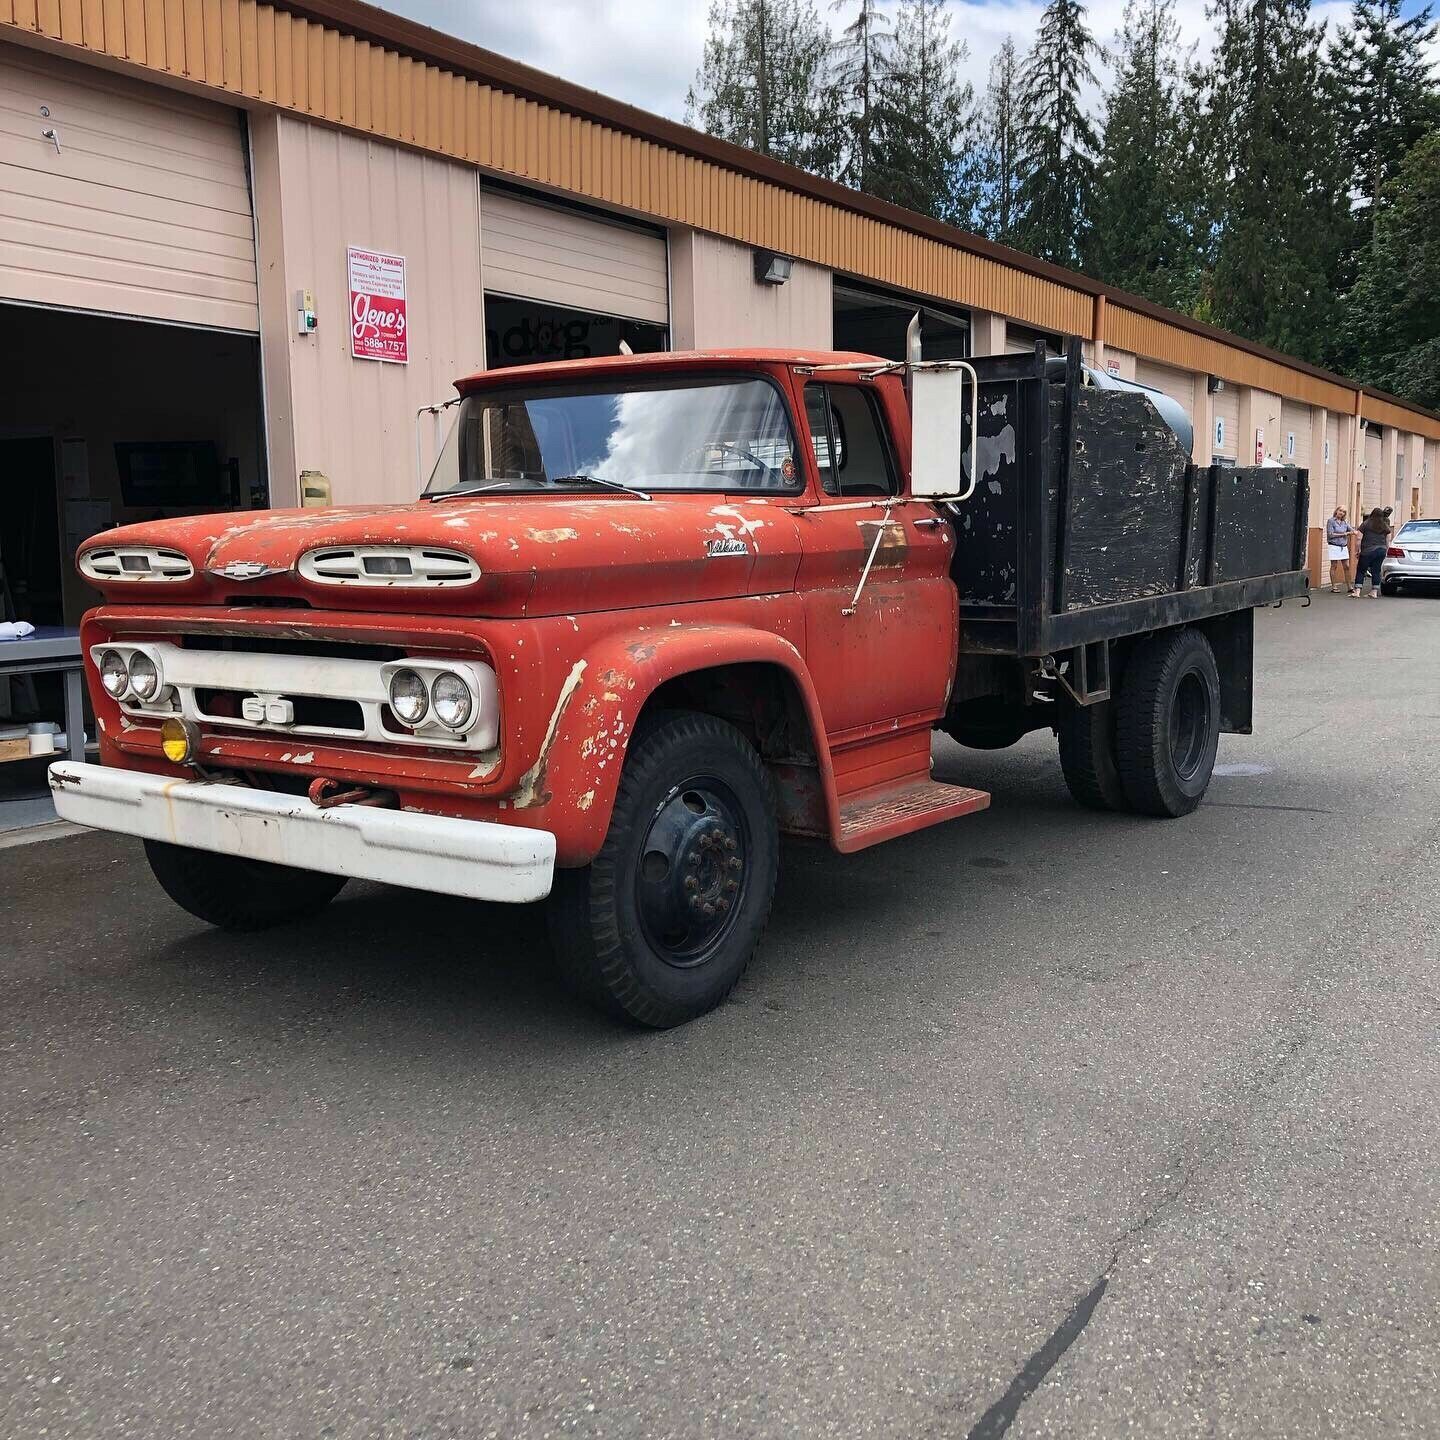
[684,875,698,891]
[727,856,742,871]
[723,836,737,852]
[725,878,738,893]
[702,901,716,917]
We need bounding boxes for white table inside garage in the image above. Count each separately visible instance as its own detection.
[0,629,86,764]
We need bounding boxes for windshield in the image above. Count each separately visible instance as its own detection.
[1397,520,1440,540]
[423,375,801,498]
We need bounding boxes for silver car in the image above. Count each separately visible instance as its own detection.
[1381,519,1440,593]
[1376,521,1440,593]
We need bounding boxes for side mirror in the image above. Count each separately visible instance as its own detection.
[909,365,977,501]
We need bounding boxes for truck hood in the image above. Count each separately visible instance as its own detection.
[76,496,803,617]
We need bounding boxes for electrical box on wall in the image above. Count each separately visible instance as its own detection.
[296,289,317,335]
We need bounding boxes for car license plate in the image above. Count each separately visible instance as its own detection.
[1422,551,1439,562]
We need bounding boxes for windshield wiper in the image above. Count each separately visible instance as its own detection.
[549,474,652,501]
[425,481,521,503]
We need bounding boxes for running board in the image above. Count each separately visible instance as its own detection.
[836,777,990,853]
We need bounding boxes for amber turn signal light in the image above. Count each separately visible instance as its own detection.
[160,716,201,766]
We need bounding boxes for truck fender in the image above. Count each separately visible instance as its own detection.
[510,625,839,867]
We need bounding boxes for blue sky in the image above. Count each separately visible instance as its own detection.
[372,0,1438,127]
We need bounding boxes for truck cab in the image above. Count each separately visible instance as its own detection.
[51,347,1309,1026]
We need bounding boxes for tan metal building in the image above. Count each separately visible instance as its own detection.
[3,0,1439,628]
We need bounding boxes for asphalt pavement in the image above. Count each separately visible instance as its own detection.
[2,592,1437,1439]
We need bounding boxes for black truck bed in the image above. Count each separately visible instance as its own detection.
[951,344,1310,657]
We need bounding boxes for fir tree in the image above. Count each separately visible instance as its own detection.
[686,0,839,174]
[1087,0,1200,308]
[1337,129,1440,407]
[1015,0,1101,267]
[1201,0,1348,362]
[1330,0,1439,232]
[973,37,1025,242]
[830,0,893,192]
[871,0,976,220]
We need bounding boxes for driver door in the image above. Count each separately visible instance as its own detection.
[793,378,955,738]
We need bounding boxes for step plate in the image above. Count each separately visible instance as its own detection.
[836,778,990,854]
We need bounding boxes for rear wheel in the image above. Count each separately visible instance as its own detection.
[1115,627,1221,817]
[144,840,347,930]
[1057,697,1128,811]
[546,711,779,1028]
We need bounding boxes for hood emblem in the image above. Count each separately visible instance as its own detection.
[706,537,749,558]
[211,560,286,582]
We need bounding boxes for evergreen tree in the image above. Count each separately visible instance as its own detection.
[830,0,893,192]
[1337,129,1440,407]
[686,0,839,174]
[871,0,976,220]
[1087,0,1200,308]
[972,37,1025,242]
[1330,0,1439,232]
[1014,0,1101,267]
[1201,0,1348,362]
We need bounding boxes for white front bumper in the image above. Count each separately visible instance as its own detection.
[48,761,555,903]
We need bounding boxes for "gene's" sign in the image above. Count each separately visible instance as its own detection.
[347,247,408,364]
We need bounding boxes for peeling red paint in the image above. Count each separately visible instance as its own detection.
[73,351,966,869]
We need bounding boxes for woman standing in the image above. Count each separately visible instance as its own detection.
[1325,507,1355,593]
[1351,508,1392,598]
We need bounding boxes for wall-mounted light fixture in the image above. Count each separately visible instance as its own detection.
[753,249,794,286]
[1207,375,1225,394]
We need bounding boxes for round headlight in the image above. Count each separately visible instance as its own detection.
[388,668,429,725]
[431,672,473,731]
[99,649,130,698]
[127,651,160,702]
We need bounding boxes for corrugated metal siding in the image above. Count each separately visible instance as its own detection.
[265,114,483,505]
[1280,399,1311,469]
[1110,305,1356,415]
[0,43,257,328]
[670,228,830,348]
[1135,358,1194,419]
[1212,386,1239,459]
[480,188,667,323]
[0,12,1093,336]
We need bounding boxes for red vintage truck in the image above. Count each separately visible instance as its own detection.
[50,342,1308,1026]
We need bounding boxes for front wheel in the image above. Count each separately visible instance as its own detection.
[546,711,779,1028]
[144,840,348,930]
[1115,627,1221,817]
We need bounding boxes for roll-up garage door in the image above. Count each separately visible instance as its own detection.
[480,188,668,324]
[1135,359,1194,419]
[1212,386,1240,461]
[0,46,258,332]
[1364,430,1383,507]
[1324,415,1340,510]
[1280,400,1312,470]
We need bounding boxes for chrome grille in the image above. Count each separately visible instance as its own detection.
[297,546,480,588]
[80,546,194,582]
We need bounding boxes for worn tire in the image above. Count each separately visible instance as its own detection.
[1115,627,1221,818]
[144,840,348,931]
[546,711,779,1028]
[1057,698,1128,811]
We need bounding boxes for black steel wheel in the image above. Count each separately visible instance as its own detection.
[144,840,347,930]
[546,710,779,1028]
[1115,627,1221,817]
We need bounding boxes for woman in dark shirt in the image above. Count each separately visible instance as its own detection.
[1352,508,1392,597]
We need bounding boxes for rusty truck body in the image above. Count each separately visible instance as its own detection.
[51,342,1309,1025]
